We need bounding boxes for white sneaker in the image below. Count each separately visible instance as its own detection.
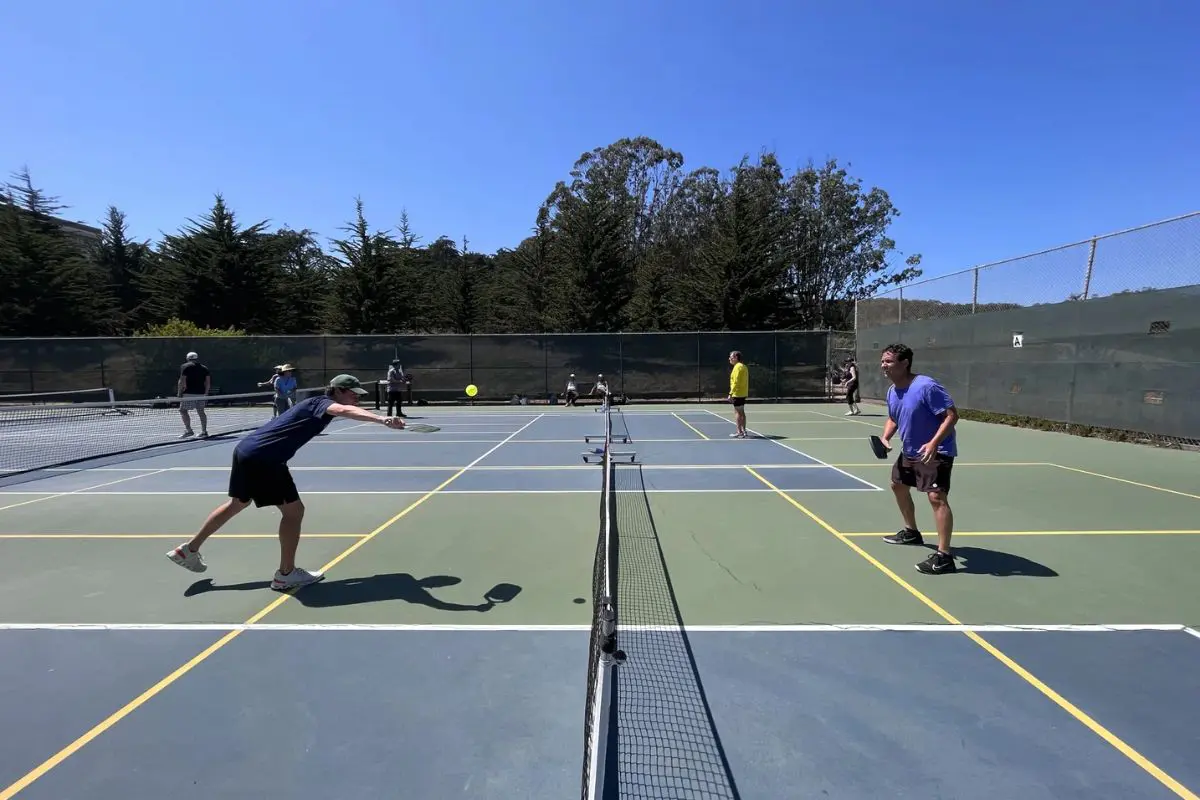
[167,543,207,572]
[271,566,325,592]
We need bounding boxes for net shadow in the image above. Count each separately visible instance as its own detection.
[613,463,741,799]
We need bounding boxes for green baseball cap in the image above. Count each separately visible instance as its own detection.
[329,374,368,395]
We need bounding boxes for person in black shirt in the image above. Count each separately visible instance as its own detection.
[178,351,211,438]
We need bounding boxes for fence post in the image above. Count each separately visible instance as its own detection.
[618,333,624,395]
[773,330,780,402]
[1082,238,1098,299]
[971,268,979,314]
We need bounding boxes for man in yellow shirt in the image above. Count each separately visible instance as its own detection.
[727,351,749,438]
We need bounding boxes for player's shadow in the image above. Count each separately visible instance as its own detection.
[943,546,1058,577]
[185,574,521,612]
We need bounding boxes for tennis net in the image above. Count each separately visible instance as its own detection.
[0,386,324,477]
[0,387,116,408]
[581,403,624,799]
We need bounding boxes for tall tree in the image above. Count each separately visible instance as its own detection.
[90,205,154,332]
[0,169,121,335]
[782,159,922,328]
[147,195,285,332]
[324,198,407,334]
[486,206,562,332]
[270,227,336,333]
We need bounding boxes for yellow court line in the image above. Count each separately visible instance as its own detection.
[842,530,1200,538]
[672,412,710,440]
[743,466,1200,800]
[0,533,365,540]
[0,413,546,800]
[1050,463,1200,501]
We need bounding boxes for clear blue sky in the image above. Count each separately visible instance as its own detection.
[3,0,1197,307]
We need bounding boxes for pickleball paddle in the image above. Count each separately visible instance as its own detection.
[868,435,891,459]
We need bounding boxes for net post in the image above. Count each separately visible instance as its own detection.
[581,402,626,799]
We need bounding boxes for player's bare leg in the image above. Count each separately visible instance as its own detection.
[271,500,322,591]
[927,490,953,554]
[891,482,918,532]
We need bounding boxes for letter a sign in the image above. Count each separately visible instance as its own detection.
[1012,332,1024,348]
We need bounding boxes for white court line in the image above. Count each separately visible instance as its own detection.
[1184,627,1200,642]
[702,408,884,492]
[310,439,526,445]
[0,470,172,512]
[38,463,859,473]
[323,421,378,435]
[0,488,877,496]
[807,409,885,428]
[691,420,853,426]
[313,432,523,438]
[312,437,778,444]
[0,622,1192,633]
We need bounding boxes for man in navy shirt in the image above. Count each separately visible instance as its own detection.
[877,344,960,575]
[167,374,405,591]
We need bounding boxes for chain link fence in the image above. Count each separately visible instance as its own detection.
[0,330,840,405]
[855,211,1200,447]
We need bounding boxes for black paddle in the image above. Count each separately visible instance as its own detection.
[868,435,891,459]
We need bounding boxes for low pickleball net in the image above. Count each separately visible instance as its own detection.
[0,386,324,477]
[581,404,624,799]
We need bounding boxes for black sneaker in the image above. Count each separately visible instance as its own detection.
[916,551,957,575]
[883,528,924,545]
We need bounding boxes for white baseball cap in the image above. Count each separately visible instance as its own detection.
[186,351,199,361]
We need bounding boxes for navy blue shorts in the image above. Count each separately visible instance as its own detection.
[228,452,299,507]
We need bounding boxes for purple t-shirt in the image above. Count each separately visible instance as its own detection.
[886,375,957,459]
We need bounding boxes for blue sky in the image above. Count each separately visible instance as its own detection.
[2,0,1197,307]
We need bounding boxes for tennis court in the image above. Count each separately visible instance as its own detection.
[0,399,1198,799]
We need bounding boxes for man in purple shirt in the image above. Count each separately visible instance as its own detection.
[167,374,406,591]
[878,344,960,575]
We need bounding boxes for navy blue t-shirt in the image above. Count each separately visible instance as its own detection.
[235,395,336,464]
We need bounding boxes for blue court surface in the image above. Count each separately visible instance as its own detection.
[1,405,1198,799]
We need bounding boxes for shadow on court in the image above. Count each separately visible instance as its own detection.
[184,573,523,612]
[944,546,1059,577]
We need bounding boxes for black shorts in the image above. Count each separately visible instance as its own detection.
[892,453,954,494]
[228,452,300,508]
[730,396,746,408]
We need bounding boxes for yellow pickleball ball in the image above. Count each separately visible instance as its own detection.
[465,384,478,397]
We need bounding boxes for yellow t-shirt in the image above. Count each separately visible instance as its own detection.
[729,362,749,398]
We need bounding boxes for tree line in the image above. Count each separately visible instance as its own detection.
[0,136,923,339]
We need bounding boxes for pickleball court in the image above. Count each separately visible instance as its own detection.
[1,401,1198,799]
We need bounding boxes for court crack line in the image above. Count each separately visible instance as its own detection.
[690,532,761,592]
[0,414,548,800]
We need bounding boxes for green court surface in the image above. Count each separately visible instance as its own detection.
[1,400,1197,628]
[2,400,1198,800]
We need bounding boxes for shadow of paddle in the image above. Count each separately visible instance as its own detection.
[185,573,522,611]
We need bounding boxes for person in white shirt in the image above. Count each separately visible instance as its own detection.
[592,374,611,410]
[564,374,579,406]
